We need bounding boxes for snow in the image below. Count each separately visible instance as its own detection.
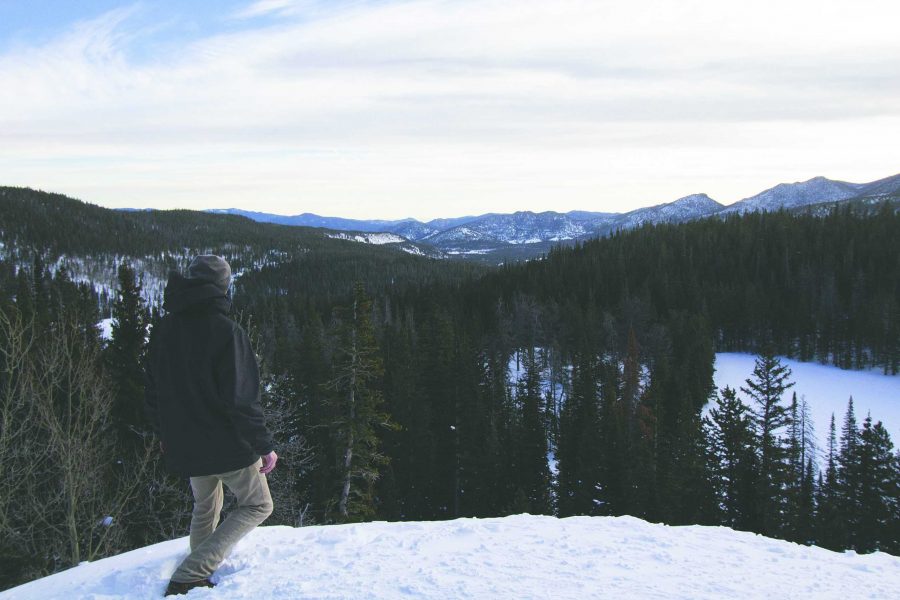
[97,317,115,341]
[428,214,590,246]
[4,514,898,600]
[326,232,406,245]
[445,248,494,255]
[720,177,862,215]
[713,353,900,451]
[547,450,559,476]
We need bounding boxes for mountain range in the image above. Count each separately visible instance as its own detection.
[207,173,899,261]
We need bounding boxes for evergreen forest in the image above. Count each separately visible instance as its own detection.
[0,188,898,590]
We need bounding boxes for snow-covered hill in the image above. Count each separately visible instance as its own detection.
[3,514,897,600]
[206,209,415,233]
[719,176,864,215]
[612,193,724,229]
[324,231,445,258]
[857,173,900,197]
[326,232,407,245]
[424,211,592,248]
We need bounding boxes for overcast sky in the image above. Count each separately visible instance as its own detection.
[0,0,898,220]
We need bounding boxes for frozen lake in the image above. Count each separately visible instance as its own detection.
[713,353,900,454]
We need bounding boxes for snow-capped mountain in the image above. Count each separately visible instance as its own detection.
[565,209,616,221]
[206,209,481,242]
[424,211,592,249]
[612,193,724,229]
[206,209,415,233]
[388,220,441,241]
[205,172,898,261]
[4,514,897,600]
[857,173,900,197]
[720,176,864,215]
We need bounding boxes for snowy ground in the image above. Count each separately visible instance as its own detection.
[713,353,900,451]
[3,515,898,600]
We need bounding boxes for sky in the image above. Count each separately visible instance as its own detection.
[0,0,898,220]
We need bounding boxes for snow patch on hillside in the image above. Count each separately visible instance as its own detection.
[445,248,494,255]
[326,232,406,245]
[400,245,425,256]
[97,317,114,341]
[4,514,897,600]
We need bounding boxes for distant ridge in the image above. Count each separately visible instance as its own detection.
[719,177,863,215]
[201,172,895,253]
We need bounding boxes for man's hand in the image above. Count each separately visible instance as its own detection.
[260,451,278,474]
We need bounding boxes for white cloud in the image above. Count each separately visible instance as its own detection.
[231,0,298,20]
[0,0,898,219]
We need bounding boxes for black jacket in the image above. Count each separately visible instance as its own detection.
[145,272,274,477]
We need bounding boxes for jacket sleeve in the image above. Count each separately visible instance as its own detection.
[215,325,275,456]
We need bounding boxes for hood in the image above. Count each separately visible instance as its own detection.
[163,271,231,315]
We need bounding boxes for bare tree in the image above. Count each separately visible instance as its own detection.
[0,308,155,588]
[32,316,153,567]
[234,311,316,527]
[261,373,315,527]
[0,307,44,584]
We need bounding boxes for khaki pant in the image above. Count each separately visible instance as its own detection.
[171,459,274,583]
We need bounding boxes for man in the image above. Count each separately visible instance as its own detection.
[145,255,277,597]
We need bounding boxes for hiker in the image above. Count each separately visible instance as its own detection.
[145,255,277,597]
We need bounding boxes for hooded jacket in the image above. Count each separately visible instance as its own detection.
[145,271,274,477]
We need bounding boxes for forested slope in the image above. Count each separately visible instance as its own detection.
[0,186,478,310]
[241,201,898,551]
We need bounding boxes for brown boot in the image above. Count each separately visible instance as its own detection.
[164,578,215,596]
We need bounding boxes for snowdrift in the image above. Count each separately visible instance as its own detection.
[2,515,898,599]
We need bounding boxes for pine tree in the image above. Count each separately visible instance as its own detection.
[889,450,900,555]
[557,350,603,517]
[837,397,862,549]
[106,263,149,450]
[703,386,758,530]
[740,350,794,537]
[784,393,816,542]
[595,331,648,518]
[855,416,896,553]
[797,457,816,545]
[293,310,334,523]
[326,283,398,522]
[514,347,552,514]
[104,263,154,547]
[815,413,843,550]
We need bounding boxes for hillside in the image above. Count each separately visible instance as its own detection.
[3,515,897,600]
[0,186,471,309]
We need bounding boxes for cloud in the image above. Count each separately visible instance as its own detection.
[0,0,898,218]
[230,0,300,20]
